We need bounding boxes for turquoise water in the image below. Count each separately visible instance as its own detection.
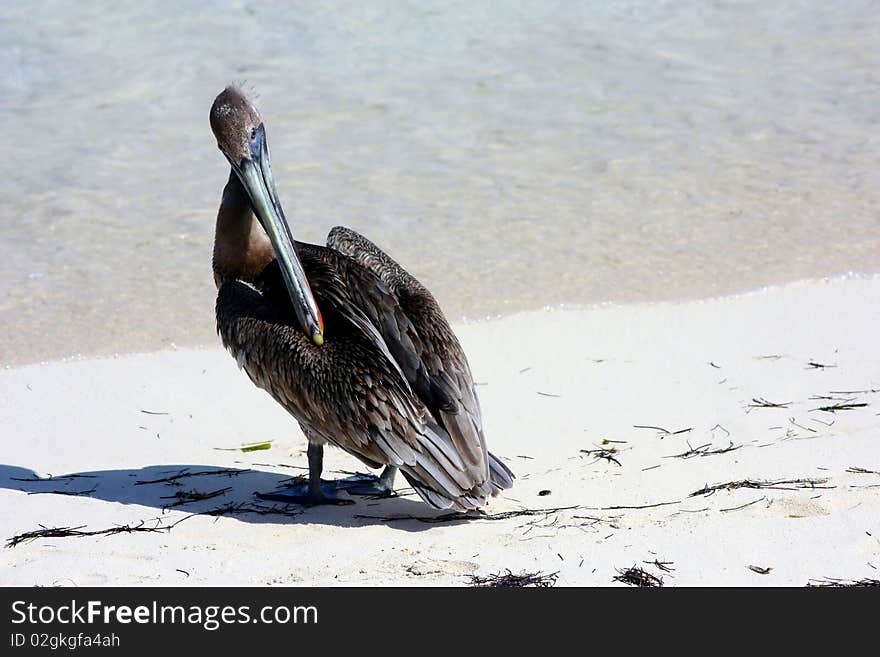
[2,1,879,365]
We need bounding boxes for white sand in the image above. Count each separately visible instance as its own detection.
[1,276,878,586]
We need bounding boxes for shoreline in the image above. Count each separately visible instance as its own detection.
[4,271,877,370]
[1,275,878,586]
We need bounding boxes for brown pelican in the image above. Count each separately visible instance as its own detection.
[209,86,513,510]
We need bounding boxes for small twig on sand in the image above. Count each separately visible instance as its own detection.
[26,487,97,497]
[720,496,766,512]
[536,391,561,398]
[788,417,817,434]
[806,577,880,588]
[749,565,772,575]
[644,559,675,573]
[665,441,740,459]
[633,425,693,437]
[807,361,836,369]
[847,467,880,475]
[810,402,868,413]
[11,474,97,482]
[585,500,681,511]
[690,478,831,497]
[614,566,663,587]
[250,462,308,470]
[746,398,791,412]
[469,570,557,588]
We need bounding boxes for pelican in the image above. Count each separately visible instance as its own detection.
[209,86,514,510]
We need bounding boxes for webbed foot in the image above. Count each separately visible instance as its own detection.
[256,480,355,506]
[336,469,397,498]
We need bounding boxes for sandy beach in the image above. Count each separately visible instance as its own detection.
[1,275,877,586]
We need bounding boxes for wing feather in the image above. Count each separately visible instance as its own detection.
[327,226,509,492]
[217,234,512,512]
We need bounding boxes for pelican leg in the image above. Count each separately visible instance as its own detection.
[256,443,355,506]
[342,465,398,497]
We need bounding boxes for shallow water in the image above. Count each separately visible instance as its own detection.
[2,1,879,365]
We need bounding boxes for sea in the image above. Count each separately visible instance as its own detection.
[2,1,878,365]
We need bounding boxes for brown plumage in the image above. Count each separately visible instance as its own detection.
[210,87,513,510]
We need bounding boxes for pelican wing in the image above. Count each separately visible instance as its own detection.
[327,226,513,489]
[218,250,509,510]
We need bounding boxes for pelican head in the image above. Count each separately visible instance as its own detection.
[210,86,324,346]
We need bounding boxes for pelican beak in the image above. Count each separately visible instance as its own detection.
[231,124,324,345]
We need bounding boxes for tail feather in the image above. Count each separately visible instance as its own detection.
[400,452,515,512]
[488,451,515,493]
[401,471,455,510]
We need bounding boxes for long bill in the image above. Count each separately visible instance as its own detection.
[232,124,324,346]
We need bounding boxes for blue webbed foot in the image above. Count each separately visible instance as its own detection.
[256,480,355,506]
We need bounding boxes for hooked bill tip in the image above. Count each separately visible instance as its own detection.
[312,331,324,347]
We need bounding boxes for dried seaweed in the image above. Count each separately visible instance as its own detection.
[806,577,880,588]
[580,448,621,466]
[160,487,232,508]
[6,521,169,548]
[469,569,557,588]
[810,401,868,413]
[720,496,766,512]
[847,467,880,475]
[585,499,681,511]
[11,474,97,482]
[788,417,817,434]
[690,478,831,497]
[134,468,247,486]
[644,559,675,573]
[747,398,791,411]
[613,566,663,587]
[354,505,580,524]
[6,500,305,549]
[26,487,97,497]
[633,425,693,436]
[665,441,740,459]
[199,502,303,518]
